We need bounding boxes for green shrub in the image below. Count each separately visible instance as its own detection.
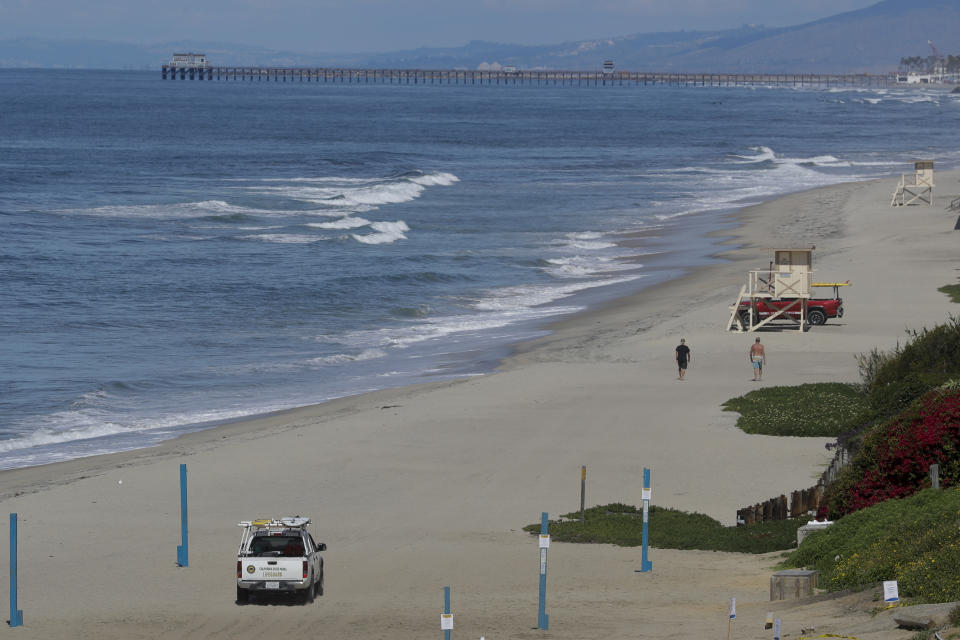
[867,318,960,409]
[524,503,804,554]
[782,487,960,603]
[722,383,869,437]
[866,372,954,420]
[939,283,960,304]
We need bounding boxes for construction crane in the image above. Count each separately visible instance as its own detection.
[929,40,945,61]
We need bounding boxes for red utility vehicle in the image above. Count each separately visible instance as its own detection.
[737,296,843,326]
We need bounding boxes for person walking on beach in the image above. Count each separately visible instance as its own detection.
[675,338,691,380]
[749,337,766,381]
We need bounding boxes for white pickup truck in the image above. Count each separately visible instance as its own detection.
[236,517,326,604]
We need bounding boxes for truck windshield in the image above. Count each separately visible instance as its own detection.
[249,535,304,557]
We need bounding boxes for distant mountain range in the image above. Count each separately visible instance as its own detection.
[1,0,958,73]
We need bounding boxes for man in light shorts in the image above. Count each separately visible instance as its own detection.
[749,337,766,381]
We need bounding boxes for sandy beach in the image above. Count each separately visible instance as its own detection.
[2,171,958,639]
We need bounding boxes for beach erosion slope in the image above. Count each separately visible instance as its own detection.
[1,173,958,639]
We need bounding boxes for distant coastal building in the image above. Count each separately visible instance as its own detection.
[169,53,209,69]
[895,71,960,84]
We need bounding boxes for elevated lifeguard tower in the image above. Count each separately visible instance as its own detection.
[728,247,814,333]
[891,160,934,206]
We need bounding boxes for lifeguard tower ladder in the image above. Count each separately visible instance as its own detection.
[728,248,814,333]
[891,160,934,206]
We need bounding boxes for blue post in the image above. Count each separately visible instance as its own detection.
[641,468,653,572]
[176,464,188,567]
[443,585,451,640]
[9,513,23,627]
[538,512,549,630]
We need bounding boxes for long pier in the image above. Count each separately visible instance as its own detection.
[161,65,890,88]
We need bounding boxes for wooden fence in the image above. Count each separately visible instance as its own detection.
[736,444,849,525]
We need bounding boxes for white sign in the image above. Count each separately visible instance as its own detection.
[883,580,899,602]
[440,614,454,630]
[774,618,781,640]
[539,534,550,549]
[641,488,652,501]
[729,597,736,619]
[539,547,547,574]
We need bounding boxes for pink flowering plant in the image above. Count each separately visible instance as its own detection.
[827,384,959,516]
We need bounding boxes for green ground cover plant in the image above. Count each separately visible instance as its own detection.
[523,503,804,554]
[782,487,960,603]
[939,283,960,303]
[722,383,869,437]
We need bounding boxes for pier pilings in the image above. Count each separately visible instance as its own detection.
[160,66,891,89]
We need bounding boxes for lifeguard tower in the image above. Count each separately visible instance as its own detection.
[891,160,934,206]
[728,247,814,333]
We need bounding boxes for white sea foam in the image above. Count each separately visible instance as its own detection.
[243,171,459,210]
[473,275,644,312]
[0,403,284,457]
[731,146,778,163]
[241,233,326,244]
[307,216,372,230]
[564,240,617,250]
[61,171,459,220]
[543,256,639,278]
[324,305,583,351]
[553,231,619,251]
[353,220,410,244]
[62,200,343,220]
[306,348,387,365]
[408,172,460,186]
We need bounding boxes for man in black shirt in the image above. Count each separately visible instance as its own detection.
[675,338,691,380]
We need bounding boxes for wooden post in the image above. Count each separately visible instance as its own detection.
[930,463,940,489]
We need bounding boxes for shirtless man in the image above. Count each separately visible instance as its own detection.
[749,337,766,381]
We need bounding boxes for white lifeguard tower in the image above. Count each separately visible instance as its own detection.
[728,247,814,333]
[891,160,934,206]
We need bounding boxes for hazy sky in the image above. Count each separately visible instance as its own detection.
[3,0,882,53]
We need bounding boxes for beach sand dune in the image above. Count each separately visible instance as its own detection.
[2,173,958,639]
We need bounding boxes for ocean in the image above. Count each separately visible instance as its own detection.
[2,69,959,470]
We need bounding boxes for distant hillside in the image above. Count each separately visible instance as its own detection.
[1,0,958,73]
[364,0,960,74]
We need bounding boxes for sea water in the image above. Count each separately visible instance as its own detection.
[2,69,959,469]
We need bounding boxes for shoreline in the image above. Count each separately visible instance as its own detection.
[0,188,799,484]
[2,171,959,639]
[0,192,734,474]
[0,178,918,489]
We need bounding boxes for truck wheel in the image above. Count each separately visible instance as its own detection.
[302,578,315,605]
[738,310,751,327]
[808,309,827,325]
[316,565,324,597]
[236,585,249,605]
